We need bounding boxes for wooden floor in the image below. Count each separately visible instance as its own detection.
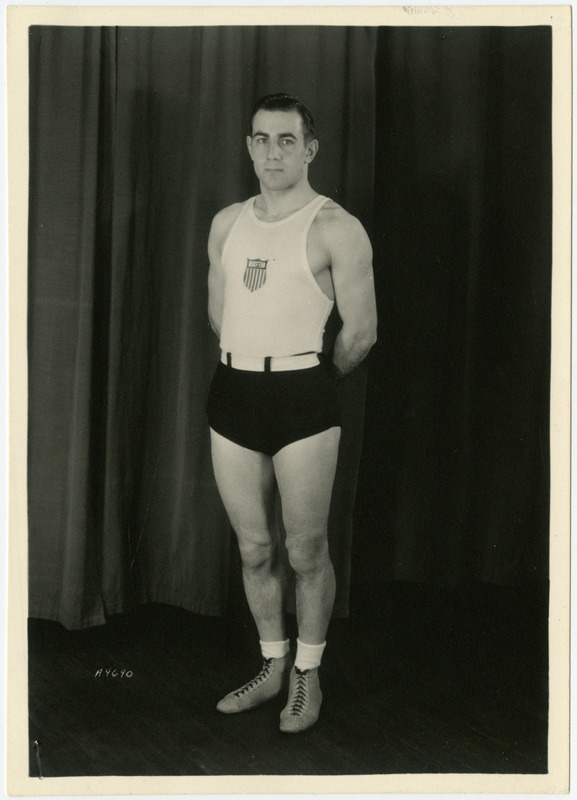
[28,581,548,777]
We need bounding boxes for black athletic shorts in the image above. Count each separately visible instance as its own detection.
[206,361,341,457]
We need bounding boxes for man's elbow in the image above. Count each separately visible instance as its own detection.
[367,319,378,349]
[208,302,222,339]
[344,320,377,355]
[361,313,378,351]
[362,327,377,358]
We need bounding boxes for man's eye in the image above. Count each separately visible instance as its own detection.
[282,139,294,146]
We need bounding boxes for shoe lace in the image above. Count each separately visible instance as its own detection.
[288,667,310,715]
[234,658,274,697]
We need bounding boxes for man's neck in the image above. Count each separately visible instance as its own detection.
[255,182,317,222]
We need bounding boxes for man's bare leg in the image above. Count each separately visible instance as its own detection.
[210,428,286,640]
[273,426,341,731]
[210,429,291,713]
[273,426,340,643]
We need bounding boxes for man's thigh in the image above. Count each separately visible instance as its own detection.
[272,426,341,533]
[210,428,276,539]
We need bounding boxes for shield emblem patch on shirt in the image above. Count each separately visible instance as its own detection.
[244,258,268,292]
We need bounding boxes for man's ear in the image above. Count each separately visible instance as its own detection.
[305,138,319,164]
[246,135,254,159]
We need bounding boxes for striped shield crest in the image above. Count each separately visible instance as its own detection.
[243,258,268,292]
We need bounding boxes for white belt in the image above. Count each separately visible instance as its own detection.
[221,351,320,372]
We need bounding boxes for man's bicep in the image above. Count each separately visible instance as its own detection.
[330,222,377,326]
[208,216,222,266]
[207,217,226,336]
[208,203,241,277]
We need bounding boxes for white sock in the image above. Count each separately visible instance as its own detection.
[295,639,326,670]
[260,639,290,660]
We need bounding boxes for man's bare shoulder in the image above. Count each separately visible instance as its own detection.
[210,201,246,249]
[315,199,371,250]
[212,201,245,229]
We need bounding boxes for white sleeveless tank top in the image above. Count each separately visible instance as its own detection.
[219,194,334,358]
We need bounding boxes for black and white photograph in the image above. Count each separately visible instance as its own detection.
[6,4,571,796]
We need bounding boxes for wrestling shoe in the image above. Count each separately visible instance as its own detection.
[217,654,291,714]
[279,666,322,733]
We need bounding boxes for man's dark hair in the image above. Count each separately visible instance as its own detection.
[249,93,316,143]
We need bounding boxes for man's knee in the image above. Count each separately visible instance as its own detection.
[285,530,330,576]
[237,535,276,571]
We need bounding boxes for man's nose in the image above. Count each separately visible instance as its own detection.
[267,142,282,159]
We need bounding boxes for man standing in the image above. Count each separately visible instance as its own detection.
[206,93,377,733]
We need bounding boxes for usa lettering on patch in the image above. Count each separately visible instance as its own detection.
[244,258,268,292]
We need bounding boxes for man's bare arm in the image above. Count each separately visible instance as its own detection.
[207,219,224,339]
[207,204,242,339]
[326,211,377,380]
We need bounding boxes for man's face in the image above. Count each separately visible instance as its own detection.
[247,109,318,191]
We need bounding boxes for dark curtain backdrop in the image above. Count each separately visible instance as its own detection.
[28,25,551,630]
[355,27,551,589]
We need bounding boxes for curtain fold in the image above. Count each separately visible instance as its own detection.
[28,27,119,627]
[354,26,551,588]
